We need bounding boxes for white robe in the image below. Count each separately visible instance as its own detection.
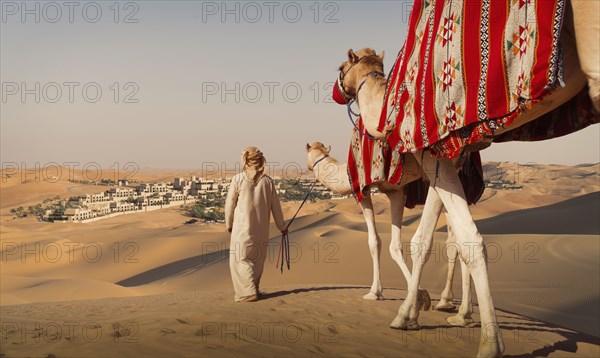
[225,173,286,301]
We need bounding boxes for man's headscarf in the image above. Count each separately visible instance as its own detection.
[241,146,266,185]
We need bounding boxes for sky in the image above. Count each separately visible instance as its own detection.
[1,0,599,171]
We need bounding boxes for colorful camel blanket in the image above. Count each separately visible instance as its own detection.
[347,87,598,203]
[493,86,599,142]
[347,116,484,204]
[348,117,403,203]
[377,0,568,158]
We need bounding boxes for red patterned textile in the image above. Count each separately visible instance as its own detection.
[378,0,568,158]
[347,116,484,204]
[493,87,599,143]
[348,117,402,202]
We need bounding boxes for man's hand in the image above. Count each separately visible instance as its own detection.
[227,228,232,233]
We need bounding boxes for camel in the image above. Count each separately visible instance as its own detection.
[306,142,471,316]
[306,141,413,302]
[327,4,598,355]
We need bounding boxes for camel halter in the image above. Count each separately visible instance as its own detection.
[345,74,385,142]
[333,56,385,141]
[334,54,385,104]
[276,154,328,273]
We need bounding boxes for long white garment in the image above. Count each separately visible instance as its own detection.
[225,173,286,301]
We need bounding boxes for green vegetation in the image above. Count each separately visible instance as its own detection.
[69,179,92,184]
[277,179,331,202]
[10,206,27,218]
[99,179,115,185]
[27,204,46,217]
[185,191,225,222]
[187,204,224,222]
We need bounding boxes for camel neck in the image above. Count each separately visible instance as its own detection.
[312,156,352,194]
[355,72,385,104]
[355,75,387,139]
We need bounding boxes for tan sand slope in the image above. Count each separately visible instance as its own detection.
[1,193,598,337]
[0,163,598,356]
[450,191,600,235]
[1,286,599,358]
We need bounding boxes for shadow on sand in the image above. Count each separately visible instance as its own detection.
[260,286,599,358]
[116,249,229,287]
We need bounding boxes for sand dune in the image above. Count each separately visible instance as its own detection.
[447,192,600,235]
[1,163,599,357]
[1,286,599,358]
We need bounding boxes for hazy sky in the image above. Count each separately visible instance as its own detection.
[1,0,598,171]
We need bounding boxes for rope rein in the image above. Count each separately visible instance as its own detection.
[276,155,328,273]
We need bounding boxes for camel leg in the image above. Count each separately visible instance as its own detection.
[360,191,384,300]
[390,186,443,330]
[571,0,600,111]
[391,152,503,357]
[386,190,412,284]
[448,256,475,327]
[435,211,457,312]
[387,190,432,310]
[419,152,503,358]
[446,206,473,326]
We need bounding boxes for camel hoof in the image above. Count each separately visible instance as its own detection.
[363,292,384,301]
[476,340,504,358]
[435,301,457,312]
[390,315,420,330]
[418,289,431,311]
[447,314,475,327]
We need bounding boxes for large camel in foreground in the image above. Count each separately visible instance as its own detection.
[327,3,598,355]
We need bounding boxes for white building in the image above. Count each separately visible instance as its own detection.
[136,183,169,194]
[165,192,185,202]
[110,202,137,212]
[64,208,93,221]
[108,187,136,199]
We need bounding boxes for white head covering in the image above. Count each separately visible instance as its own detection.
[241,146,266,185]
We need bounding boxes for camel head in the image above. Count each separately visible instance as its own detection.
[305,142,331,171]
[334,48,385,103]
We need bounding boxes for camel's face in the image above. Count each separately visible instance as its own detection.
[337,48,385,97]
[305,142,331,171]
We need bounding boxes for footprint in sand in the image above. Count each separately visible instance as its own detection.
[161,328,176,335]
[205,344,225,349]
[307,345,326,354]
[176,318,189,324]
[326,325,338,335]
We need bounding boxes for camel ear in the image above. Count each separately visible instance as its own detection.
[347,49,359,63]
[378,50,385,60]
[326,145,331,153]
[306,143,311,152]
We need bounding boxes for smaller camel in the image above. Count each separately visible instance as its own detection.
[306,142,475,322]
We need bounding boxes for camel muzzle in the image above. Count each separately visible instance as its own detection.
[333,74,352,105]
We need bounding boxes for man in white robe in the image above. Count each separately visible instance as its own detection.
[225,147,287,302]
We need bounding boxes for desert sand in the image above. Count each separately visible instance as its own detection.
[1,163,599,357]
